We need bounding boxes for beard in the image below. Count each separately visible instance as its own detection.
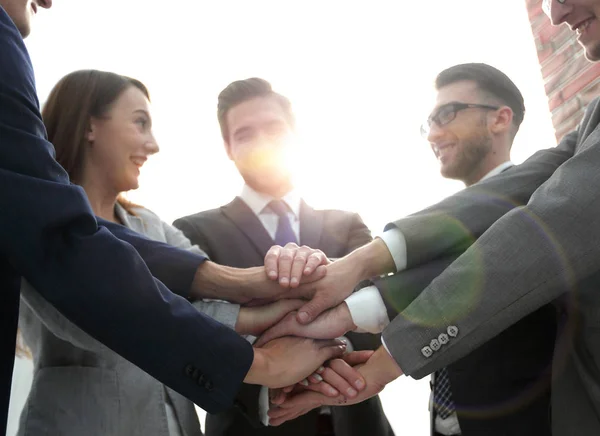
[441,129,493,183]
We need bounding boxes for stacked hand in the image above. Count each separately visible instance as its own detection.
[268,346,403,426]
[244,240,400,421]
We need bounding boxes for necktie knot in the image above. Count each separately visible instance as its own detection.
[268,200,297,246]
[269,200,291,218]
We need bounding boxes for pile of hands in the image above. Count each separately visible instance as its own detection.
[238,243,403,426]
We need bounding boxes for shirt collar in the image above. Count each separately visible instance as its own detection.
[479,161,513,182]
[240,184,302,219]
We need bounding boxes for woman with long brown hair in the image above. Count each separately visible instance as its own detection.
[16,70,302,436]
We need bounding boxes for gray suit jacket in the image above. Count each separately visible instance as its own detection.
[174,198,394,436]
[17,205,240,436]
[380,97,600,435]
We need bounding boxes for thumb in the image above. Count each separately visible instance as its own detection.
[296,294,332,324]
[343,350,375,366]
[316,339,347,362]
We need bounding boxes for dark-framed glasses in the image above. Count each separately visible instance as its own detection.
[542,0,567,16]
[420,102,500,138]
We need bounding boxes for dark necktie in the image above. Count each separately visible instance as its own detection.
[269,199,298,246]
[433,367,455,419]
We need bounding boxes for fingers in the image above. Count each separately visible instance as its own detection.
[325,359,366,394]
[315,338,347,362]
[264,245,283,281]
[264,244,329,290]
[343,350,375,366]
[296,291,336,324]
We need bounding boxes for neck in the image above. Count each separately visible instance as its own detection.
[80,177,120,222]
[250,181,294,199]
[463,146,511,187]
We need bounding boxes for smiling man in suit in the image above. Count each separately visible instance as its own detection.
[174,78,393,436]
[398,63,556,436]
[257,64,557,436]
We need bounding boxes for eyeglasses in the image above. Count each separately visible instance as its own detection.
[420,102,500,138]
[542,0,567,16]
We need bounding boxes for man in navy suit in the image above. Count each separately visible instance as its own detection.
[0,1,349,433]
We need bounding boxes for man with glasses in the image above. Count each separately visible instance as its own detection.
[260,63,556,436]
[261,1,600,434]
[417,63,556,436]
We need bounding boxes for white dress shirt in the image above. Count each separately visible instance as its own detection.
[345,161,512,436]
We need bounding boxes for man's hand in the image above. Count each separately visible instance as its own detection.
[268,346,403,426]
[254,302,356,347]
[285,239,396,324]
[244,336,347,388]
[191,261,326,305]
[270,350,373,404]
[235,299,304,336]
[265,243,330,288]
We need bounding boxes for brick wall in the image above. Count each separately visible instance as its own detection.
[526,0,600,140]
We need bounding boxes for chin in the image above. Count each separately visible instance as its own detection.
[583,41,600,62]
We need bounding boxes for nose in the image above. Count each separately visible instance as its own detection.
[426,122,444,144]
[547,1,571,26]
[36,0,53,9]
[146,139,159,155]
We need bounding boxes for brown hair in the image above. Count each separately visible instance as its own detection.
[217,77,294,141]
[42,70,150,214]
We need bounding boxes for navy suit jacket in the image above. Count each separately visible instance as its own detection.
[0,7,253,433]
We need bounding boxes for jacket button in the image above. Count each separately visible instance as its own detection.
[447,325,459,337]
[430,338,441,351]
[421,346,433,358]
[438,333,449,345]
[197,374,206,386]
[184,364,196,378]
[205,380,214,392]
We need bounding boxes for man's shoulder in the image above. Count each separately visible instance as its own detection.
[173,200,240,229]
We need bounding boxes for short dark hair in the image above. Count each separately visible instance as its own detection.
[435,63,525,130]
[217,77,294,141]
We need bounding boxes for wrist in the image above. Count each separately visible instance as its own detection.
[244,348,270,386]
[349,239,395,280]
[191,261,251,303]
[340,302,357,331]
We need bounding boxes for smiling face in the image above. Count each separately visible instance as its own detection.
[224,95,295,196]
[427,81,495,185]
[84,86,158,194]
[547,0,600,61]
[1,0,52,37]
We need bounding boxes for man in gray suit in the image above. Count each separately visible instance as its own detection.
[260,1,600,434]
[174,78,393,436]
[259,63,557,436]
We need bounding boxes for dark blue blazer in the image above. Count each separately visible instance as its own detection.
[0,7,253,433]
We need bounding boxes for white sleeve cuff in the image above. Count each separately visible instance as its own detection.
[259,386,270,426]
[378,229,407,272]
[345,286,390,334]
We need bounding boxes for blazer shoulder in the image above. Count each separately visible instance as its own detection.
[174,207,225,227]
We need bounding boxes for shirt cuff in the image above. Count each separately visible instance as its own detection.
[345,286,390,334]
[259,386,270,426]
[378,228,407,272]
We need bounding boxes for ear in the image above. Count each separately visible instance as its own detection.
[87,117,98,143]
[224,140,234,160]
[489,106,513,134]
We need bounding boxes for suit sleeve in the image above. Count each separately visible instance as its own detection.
[346,212,373,252]
[0,10,251,413]
[382,110,600,379]
[388,128,579,268]
[99,219,205,299]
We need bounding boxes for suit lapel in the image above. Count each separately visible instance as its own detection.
[299,200,323,248]
[222,197,275,257]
